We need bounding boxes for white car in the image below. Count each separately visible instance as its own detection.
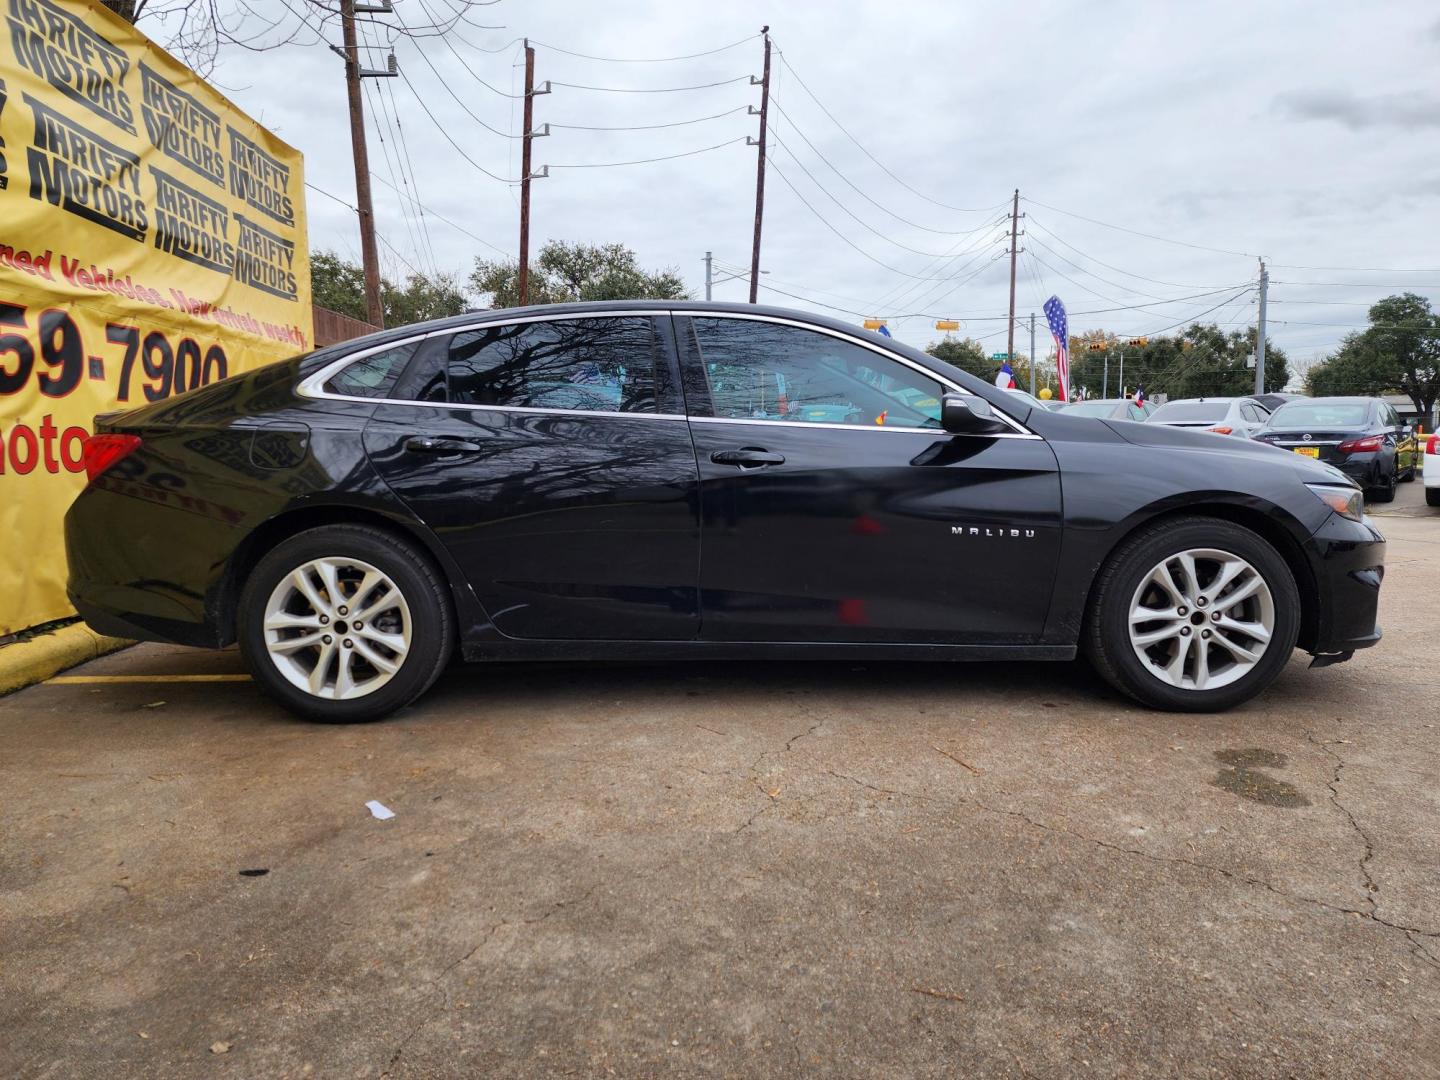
[1426,432,1439,507]
[1148,396,1272,438]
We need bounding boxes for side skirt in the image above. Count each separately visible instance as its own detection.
[459,640,1078,663]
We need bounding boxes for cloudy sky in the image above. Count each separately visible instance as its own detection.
[186,0,1440,374]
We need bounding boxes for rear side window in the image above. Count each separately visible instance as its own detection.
[324,342,419,398]
[444,317,661,413]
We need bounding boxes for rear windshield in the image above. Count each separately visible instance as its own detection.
[1063,401,1120,417]
[1151,402,1228,422]
[1269,402,1369,429]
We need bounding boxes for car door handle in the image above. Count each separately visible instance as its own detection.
[405,436,482,454]
[711,447,785,468]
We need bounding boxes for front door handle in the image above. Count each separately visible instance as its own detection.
[405,436,482,454]
[711,447,785,468]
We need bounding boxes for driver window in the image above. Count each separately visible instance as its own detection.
[691,317,944,428]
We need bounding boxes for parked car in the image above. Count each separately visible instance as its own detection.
[1254,392,1304,413]
[1058,398,1159,421]
[1425,432,1439,507]
[68,302,1384,722]
[1147,397,1272,439]
[1005,387,1056,412]
[1253,396,1418,502]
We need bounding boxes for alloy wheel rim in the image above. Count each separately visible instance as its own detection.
[263,557,412,700]
[1127,548,1275,692]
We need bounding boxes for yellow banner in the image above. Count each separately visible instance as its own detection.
[0,0,312,635]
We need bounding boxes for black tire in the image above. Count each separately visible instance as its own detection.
[1398,463,1415,483]
[1368,469,1396,503]
[238,524,453,723]
[1084,516,1300,713]
[1427,487,1440,507]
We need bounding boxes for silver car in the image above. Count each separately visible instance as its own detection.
[1147,396,1272,438]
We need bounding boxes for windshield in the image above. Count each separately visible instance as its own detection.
[1063,401,1121,417]
[1151,401,1228,422]
[1268,402,1369,430]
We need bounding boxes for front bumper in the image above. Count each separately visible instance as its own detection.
[1301,512,1385,656]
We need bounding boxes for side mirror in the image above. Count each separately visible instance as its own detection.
[940,393,1003,434]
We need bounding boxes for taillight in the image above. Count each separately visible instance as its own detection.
[1206,426,1234,435]
[1337,434,1382,453]
[1427,434,1438,455]
[83,434,142,481]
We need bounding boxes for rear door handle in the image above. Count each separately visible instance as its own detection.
[711,447,785,468]
[405,436,482,454]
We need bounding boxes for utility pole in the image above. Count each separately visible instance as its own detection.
[748,27,771,304]
[1029,313,1037,395]
[1006,188,1020,361]
[518,40,537,307]
[1103,351,1110,398]
[1118,351,1125,398]
[1254,259,1269,395]
[704,251,713,302]
[338,0,393,328]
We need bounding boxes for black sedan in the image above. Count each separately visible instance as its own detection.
[67,302,1385,722]
[1253,397,1418,502]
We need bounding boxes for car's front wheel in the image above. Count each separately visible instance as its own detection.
[239,524,453,722]
[1085,517,1299,712]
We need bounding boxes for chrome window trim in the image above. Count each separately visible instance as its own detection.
[297,307,1039,439]
[689,415,1037,439]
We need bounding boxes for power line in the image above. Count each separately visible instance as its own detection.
[1272,280,1440,288]
[549,74,754,93]
[769,98,1000,236]
[304,180,425,278]
[1022,197,1260,259]
[528,34,759,63]
[1271,262,1440,272]
[547,136,748,169]
[550,105,751,131]
[407,38,520,136]
[1026,235,1172,303]
[774,46,1004,214]
[1026,216,1233,290]
[398,67,520,183]
[368,170,509,258]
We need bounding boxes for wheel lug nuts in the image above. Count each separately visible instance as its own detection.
[322,635,333,645]
[353,620,363,630]
[1196,597,1208,607]
[319,614,329,625]
[1177,606,1187,616]
[343,639,353,649]
[1201,629,1211,639]
[338,606,348,616]
[1180,627,1191,636]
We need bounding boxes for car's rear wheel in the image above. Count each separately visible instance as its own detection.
[1427,487,1440,507]
[239,525,452,722]
[1085,517,1299,712]
[1369,467,1396,502]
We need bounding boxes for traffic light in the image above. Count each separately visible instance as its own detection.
[1088,342,1106,352]
[934,319,960,332]
[1127,337,1149,347]
[862,319,887,331]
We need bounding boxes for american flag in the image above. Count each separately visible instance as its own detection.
[1042,295,1070,403]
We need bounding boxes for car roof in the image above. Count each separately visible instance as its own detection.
[1158,397,1242,404]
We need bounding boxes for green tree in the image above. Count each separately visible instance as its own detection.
[1060,325,1288,401]
[925,336,990,380]
[470,241,689,309]
[1305,293,1439,426]
[310,250,470,328]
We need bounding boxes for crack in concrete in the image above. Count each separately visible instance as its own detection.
[1306,731,1381,917]
[381,887,597,1074]
[735,721,822,834]
[820,766,1440,948]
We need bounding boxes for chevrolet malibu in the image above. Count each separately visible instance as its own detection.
[66,302,1385,722]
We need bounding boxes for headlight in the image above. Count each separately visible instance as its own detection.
[1306,483,1364,521]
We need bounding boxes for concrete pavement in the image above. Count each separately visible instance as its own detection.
[3,484,1437,1078]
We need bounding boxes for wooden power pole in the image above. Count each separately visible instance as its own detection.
[748,27,771,304]
[339,0,385,328]
[1006,188,1020,362]
[518,40,536,306]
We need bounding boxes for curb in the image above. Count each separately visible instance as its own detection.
[0,624,133,696]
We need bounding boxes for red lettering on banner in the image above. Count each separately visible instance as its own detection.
[9,424,38,474]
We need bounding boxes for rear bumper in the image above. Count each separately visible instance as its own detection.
[1301,513,1385,655]
[1333,453,1382,486]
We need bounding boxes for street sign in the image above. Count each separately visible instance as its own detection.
[990,352,1011,361]
[935,319,960,332]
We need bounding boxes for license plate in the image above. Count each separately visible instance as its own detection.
[1293,447,1320,458]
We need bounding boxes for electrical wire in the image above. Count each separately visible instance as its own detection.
[368,170,510,257]
[769,99,1002,237]
[549,74,754,94]
[528,33,759,63]
[1026,234,1173,303]
[1022,198,1260,259]
[773,46,1006,214]
[398,68,520,183]
[770,132,1006,259]
[549,105,751,131]
[303,180,424,278]
[546,136,748,169]
[407,38,521,136]
[1026,216,1234,291]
